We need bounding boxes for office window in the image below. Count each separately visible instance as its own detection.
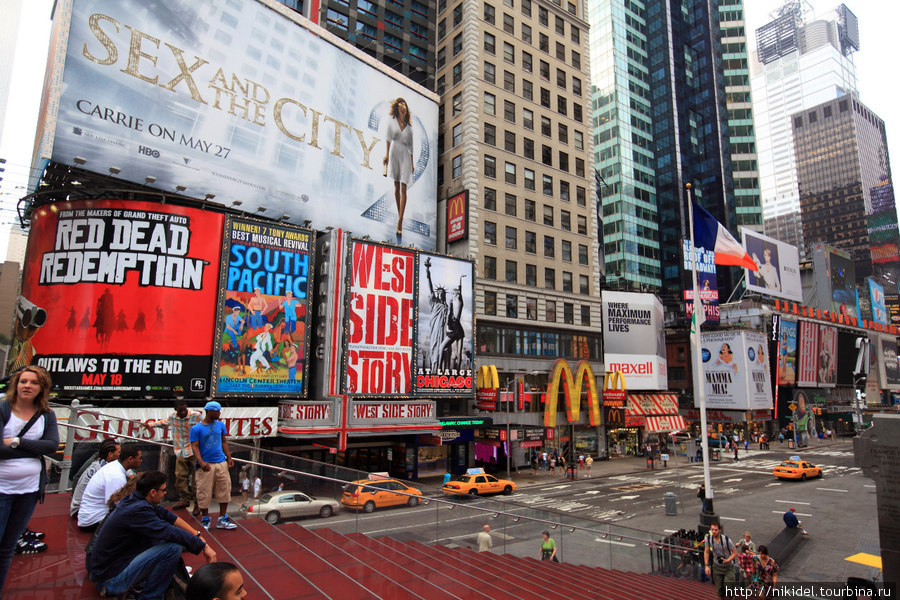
[523,52,533,74]
[485,61,496,84]
[485,33,496,54]
[562,241,571,262]
[484,187,497,210]
[438,18,446,39]
[545,268,556,290]
[581,305,590,326]
[505,193,517,216]
[451,155,462,178]
[485,92,496,115]
[574,130,583,150]
[505,226,517,250]
[453,123,463,147]
[525,231,536,253]
[578,244,588,265]
[505,161,516,184]
[523,79,533,100]
[484,221,497,245]
[542,174,553,195]
[576,185,586,206]
[572,76,582,96]
[503,13,515,34]
[579,274,589,295]
[544,235,555,258]
[560,180,569,202]
[573,103,582,122]
[542,144,552,166]
[562,271,572,292]
[453,2,462,25]
[538,6,548,26]
[526,264,537,287]
[560,210,571,231]
[525,199,535,221]
[438,132,445,155]
[453,62,462,85]
[539,33,549,52]
[571,26,580,44]
[452,92,462,116]
[556,42,565,60]
[505,261,517,283]
[484,256,496,279]
[577,214,587,235]
[546,299,557,321]
[504,99,516,122]
[563,302,574,324]
[522,0,531,17]
[557,95,567,116]
[484,155,497,178]
[485,291,497,316]
[522,23,532,44]
[575,157,585,176]
[504,70,515,92]
[504,42,515,63]
[484,3,495,24]
[505,130,516,152]
[437,47,446,69]
[437,163,443,187]
[524,139,535,161]
[555,15,565,35]
[541,115,551,136]
[557,68,566,89]
[453,33,463,55]
[506,293,518,317]
[543,205,553,226]
[559,151,569,172]
[571,50,581,68]
[483,123,496,146]
[539,60,550,81]
[524,166,535,189]
[523,108,534,130]
[526,297,537,320]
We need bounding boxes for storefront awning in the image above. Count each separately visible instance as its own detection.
[645,415,687,433]
[626,393,679,416]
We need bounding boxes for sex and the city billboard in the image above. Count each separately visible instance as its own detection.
[36,0,439,249]
[12,199,224,396]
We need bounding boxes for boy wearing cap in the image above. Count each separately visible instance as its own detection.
[190,401,237,530]
[783,507,809,535]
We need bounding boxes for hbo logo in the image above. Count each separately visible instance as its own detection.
[138,146,160,158]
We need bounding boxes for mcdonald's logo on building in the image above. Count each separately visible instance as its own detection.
[446,190,469,243]
[476,365,499,410]
[603,371,626,427]
[544,359,601,427]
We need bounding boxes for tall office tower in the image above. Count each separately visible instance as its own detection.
[276,0,437,91]
[793,96,900,290]
[751,1,859,252]
[436,0,603,374]
[590,0,737,307]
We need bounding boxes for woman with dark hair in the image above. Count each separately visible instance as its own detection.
[382,97,414,236]
[749,545,779,596]
[539,531,558,562]
[187,562,247,600]
[0,366,59,595]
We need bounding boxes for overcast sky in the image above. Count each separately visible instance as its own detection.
[1,0,898,261]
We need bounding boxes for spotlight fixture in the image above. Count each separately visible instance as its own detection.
[231,200,243,207]
[175,185,187,192]
[205,193,216,201]
[108,166,121,175]
[303,220,312,227]
[280,214,290,221]
[73,156,87,165]
[257,206,267,212]
[144,176,157,184]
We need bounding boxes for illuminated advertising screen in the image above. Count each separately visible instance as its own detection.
[682,239,719,325]
[796,320,819,387]
[777,319,797,386]
[602,291,667,390]
[414,253,475,397]
[741,228,802,302]
[829,252,857,320]
[345,241,415,395]
[211,217,313,397]
[13,199,223,396]
[868,278,888,325]
[41,0,439,249]
[817,324,837,388]
[698,331,772,410]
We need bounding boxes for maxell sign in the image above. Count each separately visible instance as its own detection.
[602,291,668,390]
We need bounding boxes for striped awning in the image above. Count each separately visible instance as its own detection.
[626,393,679,416]
[645,415,688,433]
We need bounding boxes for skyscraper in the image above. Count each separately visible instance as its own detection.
[751,1,859,251]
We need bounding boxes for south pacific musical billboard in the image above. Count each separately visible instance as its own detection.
[13,199,223,396]
[39,0,439,249]
[211,216,314,397]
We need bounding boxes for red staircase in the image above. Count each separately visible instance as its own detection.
[6,494,717,599]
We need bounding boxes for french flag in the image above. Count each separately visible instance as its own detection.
[692,202,757,271]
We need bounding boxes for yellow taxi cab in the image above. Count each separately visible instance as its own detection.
[773,456,823,481]
[341,474,423,513]
[442,468,517,497]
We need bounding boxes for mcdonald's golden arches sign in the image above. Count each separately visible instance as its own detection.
[446,190,468,243]
[544,359,601,427]
[603,371,626,427]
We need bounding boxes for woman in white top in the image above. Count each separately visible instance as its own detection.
[383,97,415,236]
[0,366,59,595]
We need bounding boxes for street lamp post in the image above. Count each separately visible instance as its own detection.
[505,371,538,480]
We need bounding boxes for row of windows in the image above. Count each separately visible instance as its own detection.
[484,223,590,260]
[482,257,591,294]
[480,152,587,186]
[477,324,600,359]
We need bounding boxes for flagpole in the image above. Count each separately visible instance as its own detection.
[687,184,716,525]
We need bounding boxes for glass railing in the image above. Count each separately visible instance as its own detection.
[48,401,703,579]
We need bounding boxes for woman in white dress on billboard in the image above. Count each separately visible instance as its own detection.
[383,98,415,236]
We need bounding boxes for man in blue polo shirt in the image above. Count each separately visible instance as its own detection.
[190,401,237,530]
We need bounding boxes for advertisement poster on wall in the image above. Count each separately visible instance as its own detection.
[211,217,313,397]
[741,228,802,302]
[817,325,837,388]
[699,331,772,410]
[777,319,797,386]
[879,337,900,389]
[601,291,667,390]
[682,239,719,325]
[345,241,415,396]
[11,199,223,396]
[40,0,439,249]
[414,254,475,397]
[868,278,888,325]
[796,321,819,387]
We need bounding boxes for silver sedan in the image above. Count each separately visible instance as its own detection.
[243,491,340,524]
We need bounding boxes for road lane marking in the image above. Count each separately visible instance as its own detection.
[772,511,811,517]
[815,488,848,493]
[719,516,746,521]
[775,500,810,505]
[723,478,743,483]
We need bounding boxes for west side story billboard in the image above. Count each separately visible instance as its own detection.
[741,228,802,302]
[37,0,440,249]
[601,291,667,390]
[14,199,223,396]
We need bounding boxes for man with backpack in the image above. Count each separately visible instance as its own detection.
[704,521,738,600]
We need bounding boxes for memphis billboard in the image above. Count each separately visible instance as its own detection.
[11,199,223,396]
[699,331,773,410]
[37,0,439,249]
[601,291,667,390]
[741,228,802,302]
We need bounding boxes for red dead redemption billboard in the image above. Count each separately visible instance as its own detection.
[345,241,415,395]
[14,199,223,396]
